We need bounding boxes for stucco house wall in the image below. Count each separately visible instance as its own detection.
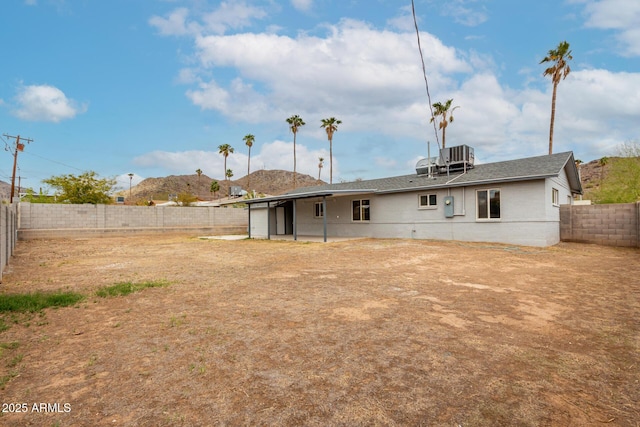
[250,175,573,246]
[246,151,581,247]
[313,180,550,246]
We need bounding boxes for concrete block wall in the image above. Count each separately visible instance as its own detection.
[18,203,247,239]
[560,202,640,247]
[1,204,18,279]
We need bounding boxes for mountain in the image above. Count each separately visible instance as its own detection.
[124,170,326,201]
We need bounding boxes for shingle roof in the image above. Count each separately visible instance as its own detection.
[288,151,581,195]
[244,151,581,205]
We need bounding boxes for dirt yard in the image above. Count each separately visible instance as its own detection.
[0,234,638,426]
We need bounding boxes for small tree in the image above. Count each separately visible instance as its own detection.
[42,171,116,204]
[195,168,203,184]
[226,169,234,180]
[176,192,197,206]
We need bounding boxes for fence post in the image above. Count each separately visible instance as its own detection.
[637,201,640,248]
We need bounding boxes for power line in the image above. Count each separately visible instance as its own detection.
[411,0,441,150]
[21,150,84,172]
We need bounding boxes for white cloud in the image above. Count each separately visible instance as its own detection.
[150,4,640,175]
[252,140,331,179]
[291,0,313,12]
[201,1,267,34]
[187,18,469,133]
[150,2,267,36]
[13,84,86,123]
[149,7,195,36]
[440,0,488,27]
[132,141,331,183]
[581,0,640,56]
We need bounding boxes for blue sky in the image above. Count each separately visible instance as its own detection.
[1,0,639,192]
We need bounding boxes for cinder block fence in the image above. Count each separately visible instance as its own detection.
[18,203,248,240]
[560,202,640,247]
[1,204,18,279]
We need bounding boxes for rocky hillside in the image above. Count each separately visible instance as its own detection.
[578,158,612,196]
[125,170,325,201]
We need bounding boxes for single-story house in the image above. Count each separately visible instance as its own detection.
[243,149,583,247]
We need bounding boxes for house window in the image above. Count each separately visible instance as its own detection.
[352,199,370,222]
[552,188,559,206]
[477,189,500,220]
[314,201,324,218]
[419,194,437,209]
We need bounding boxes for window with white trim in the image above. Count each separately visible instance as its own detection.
[352,199,370,222]
[552,188,559,206]
[418,194,437,209]
[314,201,324,218]
[477,189,500,220]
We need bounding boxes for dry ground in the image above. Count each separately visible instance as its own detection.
[0,235,638,426]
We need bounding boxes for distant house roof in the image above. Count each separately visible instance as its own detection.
[244,151,582,205]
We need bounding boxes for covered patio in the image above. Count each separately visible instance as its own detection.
[243,189,374,242]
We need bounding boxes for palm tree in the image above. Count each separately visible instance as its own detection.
[430,99,459,150]
[320,117,342,184]
[541,41,573,155]
[318,157,324,181]
[286,115,305,188]
[599,156,609,185]
[210,180,219,200]
[195,168,202,188]
[226,169,234,180]
[243,134,255,190]
[218,144,234,181]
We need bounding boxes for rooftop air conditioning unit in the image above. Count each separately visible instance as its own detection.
[438,145,474,171]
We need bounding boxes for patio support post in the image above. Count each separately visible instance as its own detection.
[323,196,327,242]
[267,201,271,240]
[293,199,297,241]
[247,203,251,239]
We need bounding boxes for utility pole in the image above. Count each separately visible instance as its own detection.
[3,134,33,203]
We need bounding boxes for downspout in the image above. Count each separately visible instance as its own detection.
[323,196,327,243]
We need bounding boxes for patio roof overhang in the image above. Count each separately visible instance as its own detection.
[244,189,376,242]
[242,189,377,205]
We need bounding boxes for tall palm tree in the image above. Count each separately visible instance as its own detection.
[430,99,459,150]
[320,117,342,184]
[243,134,255,190]
[541,41,573,155]
[195,168,202,183]
[286,115,305,188]
[218,144,234,181]
[318,157,324,181]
